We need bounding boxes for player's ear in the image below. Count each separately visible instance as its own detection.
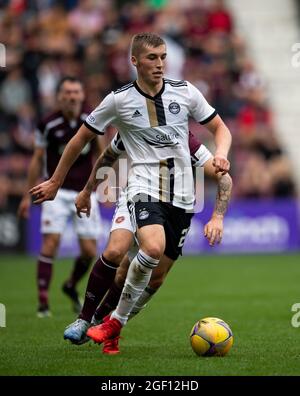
[131,55,137,67]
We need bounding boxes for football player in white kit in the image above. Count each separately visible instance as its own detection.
[30,32,232,344]
[62,131,232,353]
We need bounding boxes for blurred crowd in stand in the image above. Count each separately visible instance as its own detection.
[0,0,296,213]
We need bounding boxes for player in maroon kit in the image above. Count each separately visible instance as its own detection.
[18,76,103,317]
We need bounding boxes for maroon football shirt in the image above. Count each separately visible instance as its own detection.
[36,109,95,191]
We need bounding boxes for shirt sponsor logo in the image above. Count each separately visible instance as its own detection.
[168,102,180,114]
[143,133,179,148]
[87,114,96,124]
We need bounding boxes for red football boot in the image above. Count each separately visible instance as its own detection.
[102,336,121,355]
[87,317,122,344]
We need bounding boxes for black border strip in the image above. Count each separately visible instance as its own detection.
[199,110,218,125]
[154,95,166,126]
[84,121,104,135]
[133,80,165,100]
[167,158,175,203]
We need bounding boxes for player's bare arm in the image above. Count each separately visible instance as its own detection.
[29,125,95,203]
[17,147,44,218]
[93,135,104,159]
[76,145,121,218]
[214,173,232,217]
[204,115,232,175]
[203,158,233,246]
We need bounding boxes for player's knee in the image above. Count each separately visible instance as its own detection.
[140,245,163,260]
[103,246,127,265]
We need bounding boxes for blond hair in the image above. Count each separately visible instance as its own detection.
[131,32,165,57]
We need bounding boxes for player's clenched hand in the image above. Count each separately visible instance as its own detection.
[204,215,224,246]
[212,154,230,175]
[17,195,31,218]
[29,179,60,204]
[75,190,91,218]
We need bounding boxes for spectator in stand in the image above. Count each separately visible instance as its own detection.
[207,0,233,33]
[68,0,109,41]
[0,67,32,115]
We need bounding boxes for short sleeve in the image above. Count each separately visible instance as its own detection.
[187,81,217,124]
[84,92,117,135]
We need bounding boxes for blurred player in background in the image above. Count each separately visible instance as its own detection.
[63,131,232,354]
[18,76,102,317]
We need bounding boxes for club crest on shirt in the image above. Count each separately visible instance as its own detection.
[115,216,125,224]
[168,102,181,114]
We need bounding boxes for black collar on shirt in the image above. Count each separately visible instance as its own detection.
[133,79,165,100]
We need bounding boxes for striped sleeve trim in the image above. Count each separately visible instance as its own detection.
[164,78,187,87]
[114,82,134,94]
[84,120,105,135]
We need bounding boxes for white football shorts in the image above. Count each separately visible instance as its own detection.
[110,190,138,261]
[110,190,134,233]
[41,188,101,239]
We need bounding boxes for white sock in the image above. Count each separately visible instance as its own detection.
[111,250,159,326]
[128,286,157,320]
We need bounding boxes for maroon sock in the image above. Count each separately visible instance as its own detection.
[65,256,93,288]
[79,255,118,322]
[94,281,123,321]
[37,255,54,307]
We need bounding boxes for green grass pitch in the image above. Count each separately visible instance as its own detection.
[1,253,300,376]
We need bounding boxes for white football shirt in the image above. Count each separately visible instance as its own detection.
[85,79,216,210]
[110,131,213,169]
